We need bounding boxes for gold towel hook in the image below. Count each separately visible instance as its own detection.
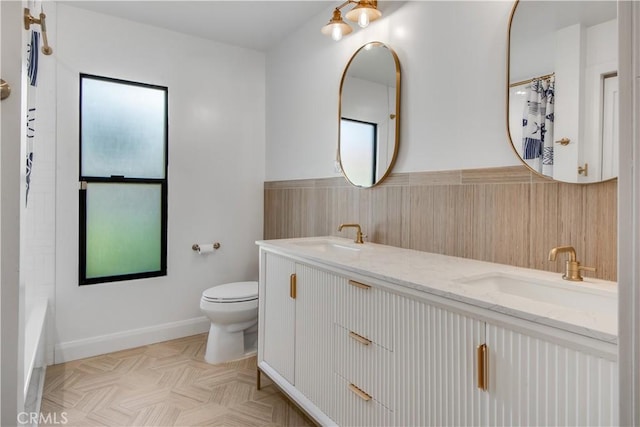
[23,8,53,56]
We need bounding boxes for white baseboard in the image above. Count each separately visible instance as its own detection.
[54,316,210,364]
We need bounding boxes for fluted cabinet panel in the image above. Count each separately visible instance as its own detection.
[332,279,399,427]
[486,323,618,426]
[294,265,337,421]
[334,279,395,350]
[333,373,393,427]
[333,324,394,411]
[261,253,296,384]
[394,296,485,427]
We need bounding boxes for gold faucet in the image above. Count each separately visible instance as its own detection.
[548,245,596,281]
[338,223,365,244]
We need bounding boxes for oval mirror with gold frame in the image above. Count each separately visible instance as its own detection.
[339,41,400,188]
[507,0,617,184]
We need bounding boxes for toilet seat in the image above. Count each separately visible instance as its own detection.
[202,281,258,303]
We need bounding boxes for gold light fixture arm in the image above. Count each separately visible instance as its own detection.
[23,8,53,56]
[321,1,381,40]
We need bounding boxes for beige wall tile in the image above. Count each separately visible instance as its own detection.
[327,187,361,238]
[529,182,562,274]
[461,165,531,184]
[470,183,530,267]
[264,167,617,281]
[583,180,617,281]
[410,170,461,187]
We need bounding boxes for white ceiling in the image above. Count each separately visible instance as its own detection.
[63,1,333,51]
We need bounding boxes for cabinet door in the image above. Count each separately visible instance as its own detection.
[395,296,486,427]
[485,324,618,426]
[261,252,296,384]
[294,264,337,418]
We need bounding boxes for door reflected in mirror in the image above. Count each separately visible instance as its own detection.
[508,0,617,183]
[339,42,400,188]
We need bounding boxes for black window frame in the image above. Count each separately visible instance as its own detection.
[78,73,168,286]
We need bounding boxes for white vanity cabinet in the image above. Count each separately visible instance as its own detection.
[257,242,618,426]
[294,263,338,416]
[484,323,618,426]
[333,278,485,427]
[260,253,296,384]
[394,296,486,426]
[332,278,396,426]
[258,251,337,424]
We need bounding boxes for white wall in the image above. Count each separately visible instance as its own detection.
[341,76,392,181]
[1,1,25,422]
[554,23,584,183]
[582,19,618,181]
[22,6,57,320]
[618,1,640,423]
[21,0,57,376]
[265,1,518,181]
[53,4,265,362]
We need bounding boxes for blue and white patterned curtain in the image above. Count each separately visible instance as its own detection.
[25,30,40,206]
[522,76,555,176]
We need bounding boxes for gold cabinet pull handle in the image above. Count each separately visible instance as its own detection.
[348,383,372,401]
[555,137,570,146]
[290,273,296,299]
[349,331,371,346]
[477,343,488,391]
[348,279,371,290]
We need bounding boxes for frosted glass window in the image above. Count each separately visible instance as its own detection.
[340,118,377,187]
[79,74,167,285]
[81,76,167,179]
[85,183,162,279]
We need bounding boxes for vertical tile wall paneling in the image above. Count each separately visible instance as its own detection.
[584,179,617,280]
[264,166,617,281]
[529,182,561,274]
[369,184,411,248]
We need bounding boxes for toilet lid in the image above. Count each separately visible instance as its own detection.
[202,281,258,303]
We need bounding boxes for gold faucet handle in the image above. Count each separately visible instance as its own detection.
[579,265,596,274]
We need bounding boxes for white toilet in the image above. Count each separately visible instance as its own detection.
[200,281,259,364]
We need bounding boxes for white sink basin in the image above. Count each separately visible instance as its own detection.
[291,239,362,254]
[457,272,616,315]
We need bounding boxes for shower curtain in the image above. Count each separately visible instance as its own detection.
[522,76,555,176]
[26,30,40,206]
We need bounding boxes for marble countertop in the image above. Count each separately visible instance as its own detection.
[257,236,617,344]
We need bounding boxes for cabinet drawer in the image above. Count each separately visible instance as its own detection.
[335,278,395,350]
[333,373,392,427]
[334,324,394,410]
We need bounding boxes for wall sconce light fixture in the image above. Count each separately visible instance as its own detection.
[24,7,53,55]
[321,1,381,41]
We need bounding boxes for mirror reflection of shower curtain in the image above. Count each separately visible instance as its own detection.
[522,77,555,176]
[26,30,40,206]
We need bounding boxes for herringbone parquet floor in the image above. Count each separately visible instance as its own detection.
[40,334,314,427]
